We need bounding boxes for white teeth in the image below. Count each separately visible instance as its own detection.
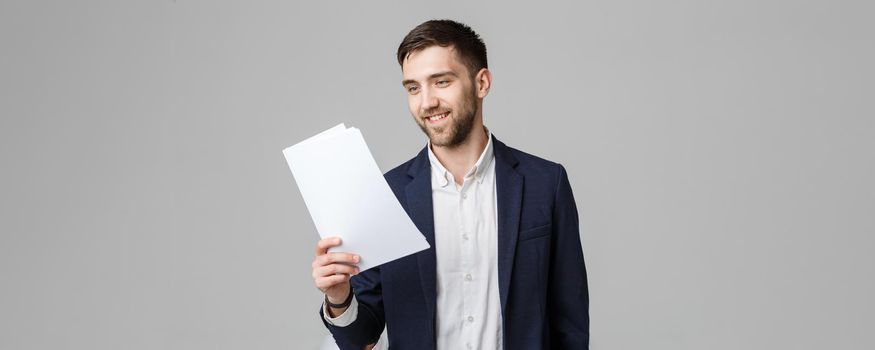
[428,112,448,121]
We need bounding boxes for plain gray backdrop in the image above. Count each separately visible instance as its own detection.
[1,1,873,349]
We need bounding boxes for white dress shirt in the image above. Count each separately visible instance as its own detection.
[325,130,503,350]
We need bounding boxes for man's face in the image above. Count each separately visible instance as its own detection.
[401,45,480,148]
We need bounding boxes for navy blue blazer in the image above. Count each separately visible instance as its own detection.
[321,135,589,349]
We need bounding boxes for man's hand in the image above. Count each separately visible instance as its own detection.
[312,237,360,316]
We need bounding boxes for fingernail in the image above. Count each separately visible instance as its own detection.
[353,255,360,262]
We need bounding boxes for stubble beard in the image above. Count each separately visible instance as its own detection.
[416,89,478,148]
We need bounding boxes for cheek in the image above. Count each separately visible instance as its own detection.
[407,96,418,115]
[446,87,467,106]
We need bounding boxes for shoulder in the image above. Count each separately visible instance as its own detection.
[495,138,567,188]
[383,144,429,181]
[383,157,416,184]
[505,144,561,170]
[381,147,427,200]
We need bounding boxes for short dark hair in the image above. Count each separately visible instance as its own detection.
[397,19,488,77]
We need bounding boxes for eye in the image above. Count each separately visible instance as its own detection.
[406,85,419,94]
[436,80,449,87]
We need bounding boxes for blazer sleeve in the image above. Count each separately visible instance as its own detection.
[547,164,590,348]
[319,266,385,349]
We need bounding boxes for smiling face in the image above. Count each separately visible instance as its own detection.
[402,45,485,148]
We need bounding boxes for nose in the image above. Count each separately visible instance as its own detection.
[420,87,439,112]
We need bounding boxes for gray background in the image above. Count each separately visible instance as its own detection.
[1,0,873,349]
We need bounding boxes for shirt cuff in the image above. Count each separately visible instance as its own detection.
[323,294,358,327]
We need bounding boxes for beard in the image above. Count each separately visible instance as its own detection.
[414,87,479,148]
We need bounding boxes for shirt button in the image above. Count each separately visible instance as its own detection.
[467,343,473,349]
[465,274,473,281]
[467,315,474,322]
[461,193,467,199]
[462,233,469,240]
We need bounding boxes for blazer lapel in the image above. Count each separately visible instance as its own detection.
[493,136,523,315]
[403,147,437,343]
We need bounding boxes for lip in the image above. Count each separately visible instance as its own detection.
[424,112,450,124]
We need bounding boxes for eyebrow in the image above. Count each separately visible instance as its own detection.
[402,71,459,86]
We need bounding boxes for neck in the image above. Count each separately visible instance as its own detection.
[431,123,489,186]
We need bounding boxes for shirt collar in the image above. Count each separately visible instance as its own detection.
[427,127,494,187]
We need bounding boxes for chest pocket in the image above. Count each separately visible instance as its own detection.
[518,223,552,241]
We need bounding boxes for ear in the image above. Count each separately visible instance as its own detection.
[474,68,492,99]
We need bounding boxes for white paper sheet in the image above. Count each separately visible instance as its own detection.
[283,124,430,271]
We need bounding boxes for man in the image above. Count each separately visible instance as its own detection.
[311,19,589,349]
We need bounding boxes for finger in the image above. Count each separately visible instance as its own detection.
[315,237,342,256]
[315,252,360,267]
[314,263,360,278]
[315,274,350,290]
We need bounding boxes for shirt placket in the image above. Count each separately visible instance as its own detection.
[459,176,477,350]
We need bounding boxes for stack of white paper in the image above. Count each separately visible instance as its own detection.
[282,124,430,272]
